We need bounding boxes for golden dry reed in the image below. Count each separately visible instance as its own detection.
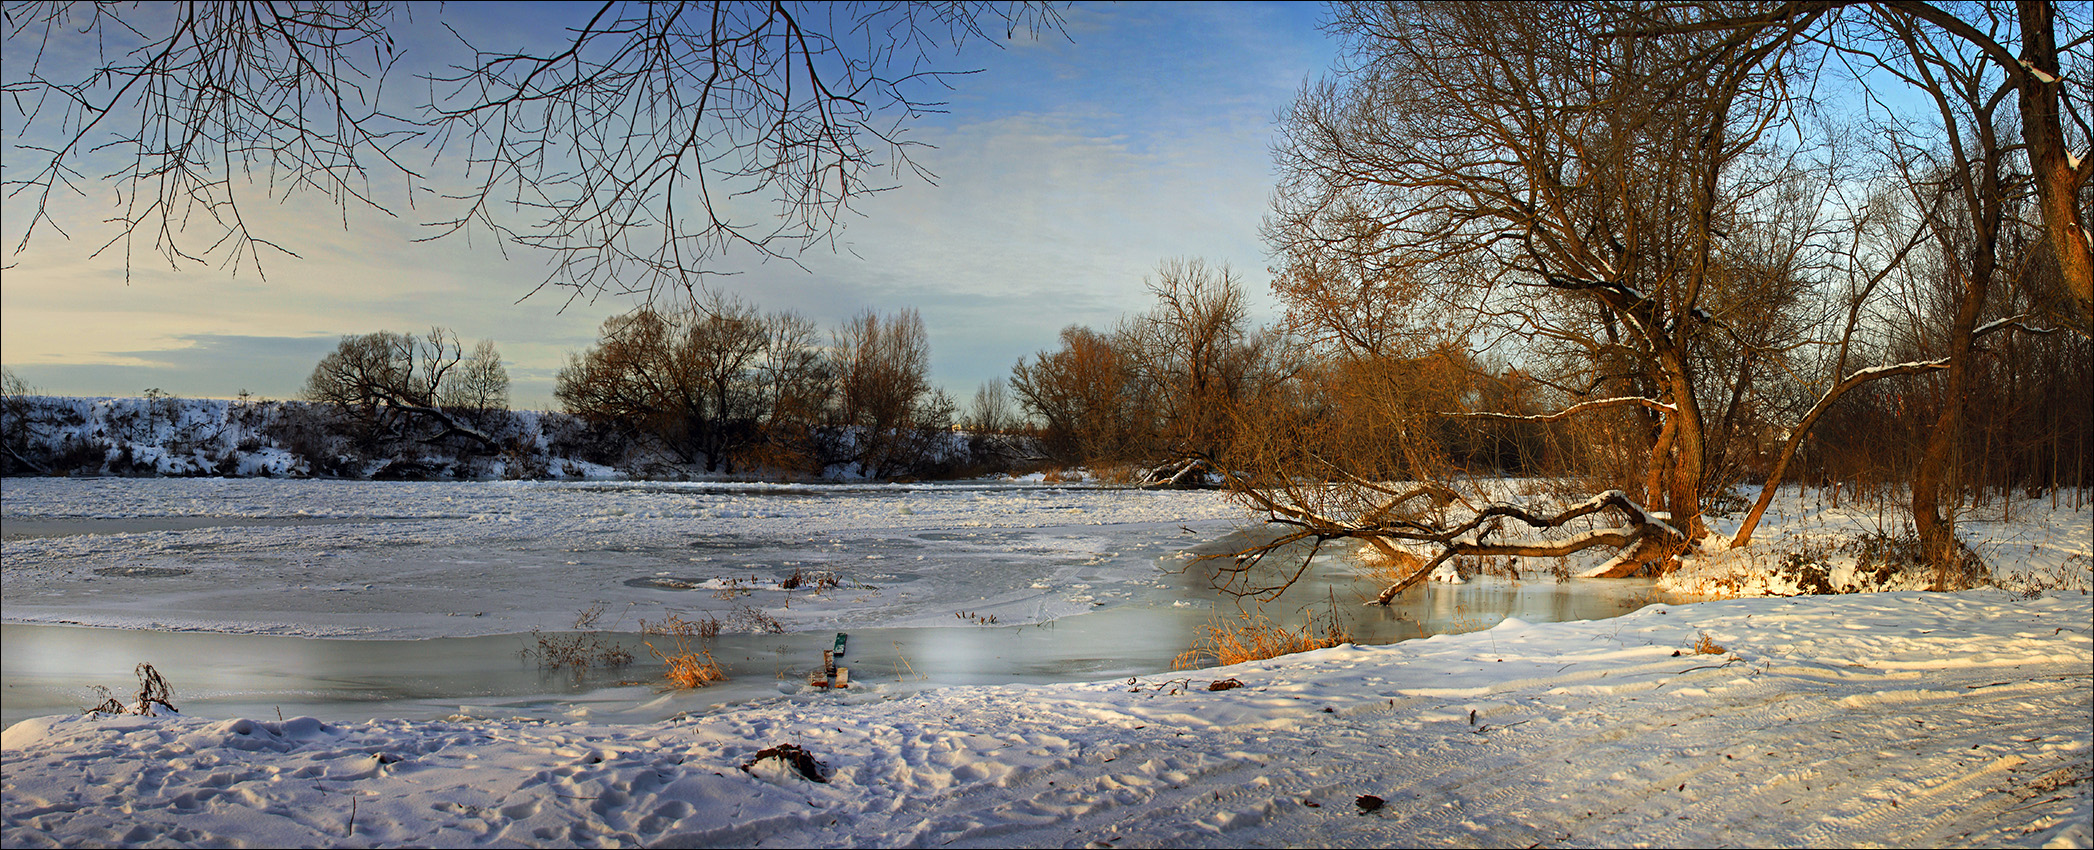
[1173,611,1353,670]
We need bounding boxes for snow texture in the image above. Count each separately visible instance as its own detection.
[2,591,2087,848]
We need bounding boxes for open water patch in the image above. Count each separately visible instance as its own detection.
[687,536,760,551]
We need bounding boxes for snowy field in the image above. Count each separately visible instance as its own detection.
[2,478,2090,848]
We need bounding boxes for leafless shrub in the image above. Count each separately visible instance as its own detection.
[640,611,721,640]
[522,605,633,674]
[572,602,609,630]
[521,630,634,674]
[82,663,177,717]
[729,603,786,635]
[1991,552,2091,599]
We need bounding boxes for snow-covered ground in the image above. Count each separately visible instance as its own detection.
[3,479,2090,848]
[4,592,2087,848]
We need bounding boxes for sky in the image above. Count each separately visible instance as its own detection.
[0,1,1338,410]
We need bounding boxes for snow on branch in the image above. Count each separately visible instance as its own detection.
[1449,396,1675,423]
[1973,315,2057,339]
[1840,359,1950,383]
[2018,58,2062,86]
[1729,357,1949,547]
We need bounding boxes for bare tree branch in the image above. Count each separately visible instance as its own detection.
[2,1,1066,297]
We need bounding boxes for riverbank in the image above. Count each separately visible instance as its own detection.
[6,589,2088,848]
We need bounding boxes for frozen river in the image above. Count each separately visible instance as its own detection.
[1,478,1674,728]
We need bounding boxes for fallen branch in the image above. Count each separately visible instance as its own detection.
[1215,478,1685,603]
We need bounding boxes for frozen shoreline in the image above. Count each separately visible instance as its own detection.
[5,590,2089,848]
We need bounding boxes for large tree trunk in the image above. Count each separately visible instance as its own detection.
[2015,0,2094,335]
[1662,354,1709,544]
[1913,250,1991,589]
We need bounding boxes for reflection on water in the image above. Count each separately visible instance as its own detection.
[1,563,1678,730]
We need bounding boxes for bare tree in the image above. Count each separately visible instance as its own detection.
[555,294,773,472]
[1244,0,2078,602]
[1253,0,1822,596]
[832,307,936,478]
[749,309,833,470]
[440,338,511,430]
[964,377,1020,467]
[1117,259,1288,473]
[1,366,51,474]
[968,378,1013,436]
[1612,0,2092,336]
[1,2,1066,298]
[303,328,502,449]
[1009,325,1136,464]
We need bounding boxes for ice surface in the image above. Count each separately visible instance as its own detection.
[2,480,1684,729]
[1,478,1248,638]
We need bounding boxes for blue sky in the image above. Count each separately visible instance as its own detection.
[0,1,1337,409]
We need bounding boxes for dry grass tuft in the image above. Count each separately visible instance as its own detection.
[1356,542,1427,587]
[1690,631,1727,655]
[639,610,729,689]
[640,611,721,640]
[653,644,726,689]
[1173,611,1353,670]
[780,566,841,593]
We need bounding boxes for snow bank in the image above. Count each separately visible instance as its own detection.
[1670,490,2094,598]
[4,590,2086,848]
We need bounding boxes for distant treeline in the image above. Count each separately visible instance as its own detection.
[0,392,1020,482]
[7,255,2089,496]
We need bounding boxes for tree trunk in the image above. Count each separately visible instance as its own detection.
[1664,363,1708,543]
[2015,0,2094,335]
[1914,261,1990,589]
[1732,360,1949,547]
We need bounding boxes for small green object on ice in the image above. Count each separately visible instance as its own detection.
[834,632,848,657]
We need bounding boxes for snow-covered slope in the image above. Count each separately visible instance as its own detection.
[0,394,991,481]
